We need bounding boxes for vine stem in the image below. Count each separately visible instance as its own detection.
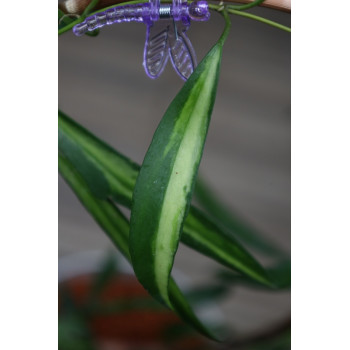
[229,0,266,11]
[218,8,231,46]
[210,4,291,33]
[229,7,290,32]
[58,0,291,36]
[229,0,290,12]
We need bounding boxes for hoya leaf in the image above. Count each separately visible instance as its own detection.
[58,109,272,287]
[194,178,286,257]
[184,285,228,306]
[129,13,231,307]
[58,154,217,339]
[218,260,291,290]
[58,111,138,206]
[184,207,271,286]
[82,0,101,16]
[58,128,110,198]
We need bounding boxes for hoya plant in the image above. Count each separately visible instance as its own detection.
[58,0,291,347]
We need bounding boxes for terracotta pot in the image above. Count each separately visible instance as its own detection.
[59,273,214,350]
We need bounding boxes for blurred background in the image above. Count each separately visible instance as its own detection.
[59,1,290,344]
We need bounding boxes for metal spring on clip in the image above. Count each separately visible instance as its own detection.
[159,5,171,18]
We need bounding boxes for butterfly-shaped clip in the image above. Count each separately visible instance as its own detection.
[143,0,210,80]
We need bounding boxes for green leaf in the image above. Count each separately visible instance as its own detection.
[58,112,139,206]
[267,260,291,289]
[58,108,272,287]
[184,285,228,306]
[194,178,286,257]
[82,0,101,16]
[58,128,110,198]
[129,13,232,307]
[218,260,291,290]
[183,207,271,286]
[58,108,272,288]
[58,154,217,339]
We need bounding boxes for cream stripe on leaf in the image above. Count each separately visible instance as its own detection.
[129,13,231,308]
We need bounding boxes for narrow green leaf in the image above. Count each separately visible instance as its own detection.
[184,285,228,306]
[58,109,272,287]
[58,154,217,339]
[129,12,231,307]
[59,154,131,259]
[194,178,286,257]
[58,128,110,198]
[82,0,101,16]
[218,260,291,290]
[184,207,271,286]
[58,111,138,206]
[267,260,291,289]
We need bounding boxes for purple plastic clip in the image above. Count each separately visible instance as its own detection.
[73,0,210,80]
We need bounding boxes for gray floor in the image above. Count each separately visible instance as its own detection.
[59,5,291,336]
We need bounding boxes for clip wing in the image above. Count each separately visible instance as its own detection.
[169,21,197,81]
[143,21,171,79]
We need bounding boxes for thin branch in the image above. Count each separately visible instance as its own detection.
[227,7,291,32]
[231,0,290,12]
[230,0,266,11]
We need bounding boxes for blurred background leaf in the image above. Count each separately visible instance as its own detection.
[194,178,287,258]
[218,260,291,290]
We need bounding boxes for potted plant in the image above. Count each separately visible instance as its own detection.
[58,0,291,348]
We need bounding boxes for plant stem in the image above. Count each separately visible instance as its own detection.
[227,7,291,32]
[229,0,265,11]
[218,8,231,45]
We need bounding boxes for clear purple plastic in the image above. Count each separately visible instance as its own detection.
[73,0,210,80]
